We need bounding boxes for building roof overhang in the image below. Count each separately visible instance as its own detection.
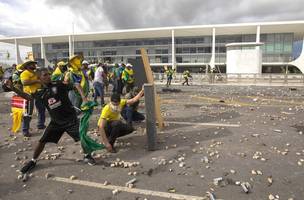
[0,20,304,46]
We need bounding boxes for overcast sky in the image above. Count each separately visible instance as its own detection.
[0,0,304,37]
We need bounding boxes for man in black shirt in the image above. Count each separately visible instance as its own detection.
[4,68,96,176]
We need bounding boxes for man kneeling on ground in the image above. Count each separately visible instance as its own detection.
[4,68,96,175]
[98,91,144,153]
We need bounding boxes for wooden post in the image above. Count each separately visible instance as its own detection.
[144,84,157,151]
[140,48,164,128]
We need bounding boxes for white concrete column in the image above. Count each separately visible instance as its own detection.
[209,28,216,70]
[171,30,175,70]
[256,25,262,73]
[68,35,74,58]
[40,37,45,59]
[256,25,261,49]
[14,38,22,64]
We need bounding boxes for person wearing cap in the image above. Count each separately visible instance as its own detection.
[112,63,124,94]
[182,70,192,86]
[51,61,68,82]
[97,90,144,153]
[64,55,89,108]
[81,60,91,79]
[12,64,25,91]
[93,63,106,106]
[165,66,174,87]
[122,63,135,93]
[20,60,46,136]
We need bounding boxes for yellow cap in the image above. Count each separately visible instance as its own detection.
[69,55,83,71]
[16,64,23,71]
[57,61,68,67]
[20,60,37,69]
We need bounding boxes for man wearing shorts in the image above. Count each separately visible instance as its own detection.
[5,68,96,175]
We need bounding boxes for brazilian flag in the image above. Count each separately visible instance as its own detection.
[80,101,105,154]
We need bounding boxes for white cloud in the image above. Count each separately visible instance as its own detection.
[0,0,113,36]
[1,0,304,37]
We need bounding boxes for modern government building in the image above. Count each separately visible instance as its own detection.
[0,20,304,74]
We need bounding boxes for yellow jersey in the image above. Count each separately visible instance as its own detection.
[98,99,127,126]
[20,70,41,94]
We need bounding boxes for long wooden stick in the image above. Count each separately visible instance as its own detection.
[140,48,164,128]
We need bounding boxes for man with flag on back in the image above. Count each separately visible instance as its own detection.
[51,61,68,82]
[64,55,89,108]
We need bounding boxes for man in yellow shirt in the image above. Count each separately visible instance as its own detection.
[98,90,144,153]
[122,63,135,93]
[20,60,45,137]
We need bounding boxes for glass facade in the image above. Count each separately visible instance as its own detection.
[32,33,296,66]
[260,33,294,62]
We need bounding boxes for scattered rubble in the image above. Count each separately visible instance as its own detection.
[110,159,140,168]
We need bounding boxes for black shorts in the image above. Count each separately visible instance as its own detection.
[39,120,80,144]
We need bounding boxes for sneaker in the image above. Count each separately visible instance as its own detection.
[20,160,36,174]
[84,154,96,166]
[23,132,31,137]
[37,125,46,130]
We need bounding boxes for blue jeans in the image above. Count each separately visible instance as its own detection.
[121,106,145,125]
[22,99,46,135]
[93,82,104,105]
[35,99,46,129]
[113,79,123,94]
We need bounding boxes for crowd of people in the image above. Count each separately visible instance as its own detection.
[2,56,145,175]
[1,57,193,176]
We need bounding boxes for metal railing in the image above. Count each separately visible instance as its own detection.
[153,73,304,86]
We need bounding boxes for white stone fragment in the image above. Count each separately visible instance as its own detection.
[230,169,236,174]
[179,162,185,168]
[112,189,119,195]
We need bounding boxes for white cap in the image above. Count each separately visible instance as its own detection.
[126,63,133,68]
[82,60,89,65]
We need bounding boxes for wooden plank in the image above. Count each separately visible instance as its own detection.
[140,48,154,83]
[140,48,164,128]
[52,177,206,200]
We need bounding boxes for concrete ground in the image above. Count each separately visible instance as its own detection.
[0,85,304,200]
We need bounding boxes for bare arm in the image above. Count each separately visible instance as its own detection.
[63,72,70,84]
[98,119,113,151]
[22,79,41,86]
[126,89,144,105]
[75,84,88,102]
